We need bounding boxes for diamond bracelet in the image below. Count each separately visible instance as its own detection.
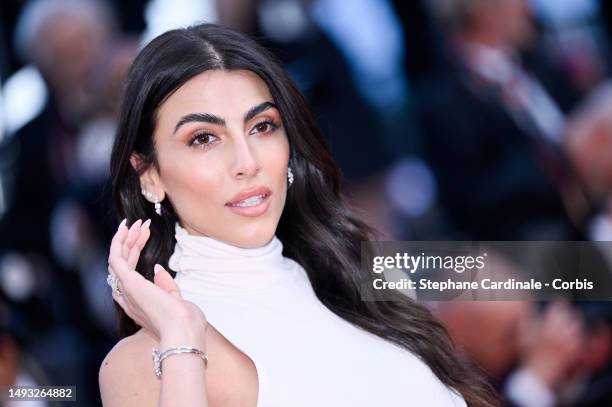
[152,346,208,378]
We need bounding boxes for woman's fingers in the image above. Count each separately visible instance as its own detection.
[109,218,148,275]
[109,219,128,260]
[108,218,157,301]
[154,264,182,299]
[108,219,129,277]
[127,219,151,270]
[122,219,143,259]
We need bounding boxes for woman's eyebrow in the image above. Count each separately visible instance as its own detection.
[173,101,277,135]
[244,101,277,122]
[173,113,225,134]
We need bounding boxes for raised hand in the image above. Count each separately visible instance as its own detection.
[107,219,208,343]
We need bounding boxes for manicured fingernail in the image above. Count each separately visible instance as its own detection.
[154,264,163,275]
[133,219,143,228]
[142,219,151,229]
[119,218,127,229]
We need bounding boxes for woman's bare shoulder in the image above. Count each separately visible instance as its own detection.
[98,326,258,407]
[98,329,160,406]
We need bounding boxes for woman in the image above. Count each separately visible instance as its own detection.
[99,23,498,406]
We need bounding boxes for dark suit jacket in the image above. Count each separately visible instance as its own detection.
[419,57,589,241]
[0,99,114,335]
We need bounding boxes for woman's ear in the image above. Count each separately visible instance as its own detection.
[130,152,166,201]
[129,152,144,173]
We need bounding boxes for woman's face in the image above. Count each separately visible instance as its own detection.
[135,69,290,248]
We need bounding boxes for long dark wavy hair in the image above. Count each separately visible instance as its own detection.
[110,23,499,407]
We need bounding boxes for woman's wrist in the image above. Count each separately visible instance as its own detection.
[161,303,207,337]
[160,321,208,351]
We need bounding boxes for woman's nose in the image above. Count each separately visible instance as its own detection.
[231,137,260,179]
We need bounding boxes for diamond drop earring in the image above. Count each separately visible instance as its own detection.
[154,196,162,216]
[142,188,162,216]
[287,166,294,186]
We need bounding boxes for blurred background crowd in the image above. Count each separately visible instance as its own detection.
[0,0,611,405]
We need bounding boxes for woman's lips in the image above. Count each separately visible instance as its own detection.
[225,191,272,217]
[226,186,272,205]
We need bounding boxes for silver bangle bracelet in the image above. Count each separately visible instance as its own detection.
[152,346,208,378]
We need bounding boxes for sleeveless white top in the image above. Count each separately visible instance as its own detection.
[169,222,467,407]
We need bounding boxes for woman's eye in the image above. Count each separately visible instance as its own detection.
[250,120,278,135]
[188,132,218,148]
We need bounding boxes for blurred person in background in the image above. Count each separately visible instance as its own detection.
[65,38,140,336]
[565,83,612,240]
[418,0,606,240]
[0,0,132,404]
[439,299,612,407]
[438,299,585,407]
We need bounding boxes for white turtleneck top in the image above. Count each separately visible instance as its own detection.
[169,222,467,407]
